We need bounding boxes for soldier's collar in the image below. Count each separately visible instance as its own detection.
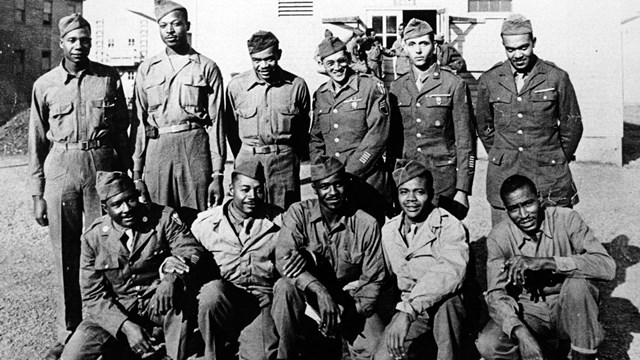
[58,59,95,84]
[410,62,438,84]
[159,46,200,65]
[322,70,358,95]
[246,66,290,90]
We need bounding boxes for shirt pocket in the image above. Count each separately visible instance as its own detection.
[94,253,125,286]
[489,92,512,127]
[49,102,74,139]
[87,98,116,130]
[236,106,259,137]
[275,105,299,134]
[425,94,453,109]
[530,89,558,118]
[180,75,208,109]
[144,78,165,110]
[341,102,368,136]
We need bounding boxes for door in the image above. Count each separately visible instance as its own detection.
[366,10,402,81]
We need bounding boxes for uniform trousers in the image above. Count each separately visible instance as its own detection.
[62,296,190,360]
[372,293,466,360]
[198,279,279,360]
[145,128,212,225]
[237,145,300,210]
[475,278,604,360]
[43,146,117,342]
[272,278,386,360]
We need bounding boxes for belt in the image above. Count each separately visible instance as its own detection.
[52,139,109,151]
[146,123,202,139]
[249,144,290,154]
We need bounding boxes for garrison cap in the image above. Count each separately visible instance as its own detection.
[310,157,345,182]
[96,171,135,201]
[232,159,266,183]
[501,13,533,35]
[154,0,187,22]
[392,160,432,187]
[248,31,279,54]
[59,13,91,37]
[403,18,433,40]
[318,36,346,60]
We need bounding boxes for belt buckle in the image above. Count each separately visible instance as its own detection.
[80,141,89,150]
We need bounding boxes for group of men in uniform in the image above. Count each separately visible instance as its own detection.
[28,0,613,358]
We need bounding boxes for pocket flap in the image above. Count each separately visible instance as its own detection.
[489,93,511,104]
[144,77,165,89]
[434,155,456,167]
[277,105,299,115]
[396,95,412,107]
[91,99,115,108]
[52,103,74,116]
[236,106,257,118]
[94,254,122,270]
[537,151,566,166]
[531,90,558,102]
[489,151,504,165]
[425,95,453,107]
[184,75,207,87]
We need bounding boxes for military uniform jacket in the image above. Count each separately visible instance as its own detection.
[310,72,390,192]
[389,65,475,197]
[191,201,283,291]
[80,204,205,337]
[476,57,583,207]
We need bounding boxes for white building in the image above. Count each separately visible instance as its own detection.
[85,0,627,164]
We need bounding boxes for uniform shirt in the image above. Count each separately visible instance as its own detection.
[29,61,130,196]
[475,56,583,207]
[382,207,468,320]
[436,43,467,73]
[224,67,310,158]
[275,199,386,317]
[390,39,411,76]
[191,200,283,291]
[485,206,615,337]
[310,71,390,181]
[133,47,226,172]
[80,203,205,337]
[389,64,475,195]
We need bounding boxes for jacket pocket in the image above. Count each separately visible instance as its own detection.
[144,78,165,109]
[95,253,125,285]
[488,151,504,166]
[275,105,299,134]
[88,99,116,129]
[180,75,208,108]
[49,102,74,139]
[425,94,453,108]
[537,150,567,166]
[236,106,258,137]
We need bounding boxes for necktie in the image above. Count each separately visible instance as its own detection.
[124,229,135,252]
[515,72,525,93]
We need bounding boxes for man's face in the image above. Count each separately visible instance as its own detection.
[398,177,432,221]
[503,186,542,234]
[314,172,347,212]
[230,174,264,216]
[502,34,536,72]
[59,28,91,65]
[404,34,434,68]
[251,46,281,82]
[158,10,190,48]
[398,25,405,38]
[104,188,141,228]
[322,50,350,85]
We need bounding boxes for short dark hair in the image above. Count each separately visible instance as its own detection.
[499,174,538,202]
[365,28,375,37]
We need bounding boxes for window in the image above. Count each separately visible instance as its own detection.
[278,0,313,17]
[127,71,135,80]
[371,15,399,48]
[15,0,25,23]
[13,49,26,76]
[468,0,511,12]
[44,0,53,25]
[107,39,114,48]
[128,38,135,46]
[42,51,52,72]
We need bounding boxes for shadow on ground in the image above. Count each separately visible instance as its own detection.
[623,122,640,165]
[597,235,640,360]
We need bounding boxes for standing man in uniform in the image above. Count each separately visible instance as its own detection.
[388,18,475,219]
[133,0,226,225]
[61,171,207,360]
[434,33,467,74]
[310,36,391,221]
[273,157,387,360]
[225,31,310,210]
[29,14,130,359]
[389,23,411,80]
[475,14,583,225]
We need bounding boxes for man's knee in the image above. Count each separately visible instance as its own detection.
[561,278,598,300]
[475,321,519,360]
[198,279,229,313]
[273,278,302,302]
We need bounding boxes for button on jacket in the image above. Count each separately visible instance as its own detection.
[191,200,283,290]
[29,61,130,195]
[80,204,206,337]
[224,67,310,158]
[274,199,386,317]
[310,72,390,193]
[485,206,615,337]
[382,207,469,318]
[389,65,475,198]
[133,48,226,172]
[475,57,583,207]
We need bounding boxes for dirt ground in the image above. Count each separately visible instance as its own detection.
[0,155,639,360]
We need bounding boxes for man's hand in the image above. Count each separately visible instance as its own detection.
[134,179,151,204]
[385,312,412,359]
[161,256,190,275]
[121,320,153,355]
[208,176,224,208]
[282,250,308,278]
[151,274,181,316]
[514,325,544,360]
[308,282,341,337]
[453,191,469,208]
[33,195,48,227]
[247,285,273,308]
[502,256,557,287]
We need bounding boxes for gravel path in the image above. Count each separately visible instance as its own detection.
[1,155,638,359]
